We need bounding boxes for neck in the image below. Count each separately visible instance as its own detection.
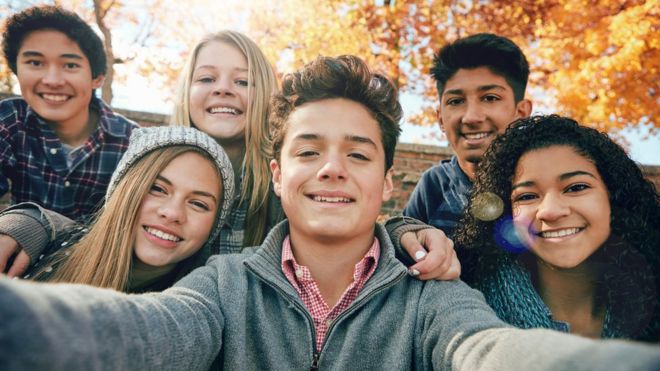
[456,157,478,180]
[129,258,175,291]
[289,228,376,308]
[217,139,246,187]
[535,258,605,338]
[52,108,97,147]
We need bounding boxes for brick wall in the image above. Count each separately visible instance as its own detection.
[1,97,658,216]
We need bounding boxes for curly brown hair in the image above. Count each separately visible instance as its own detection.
[455,114,660,341]
[270,55,402,172]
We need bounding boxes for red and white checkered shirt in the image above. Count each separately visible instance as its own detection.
[281,235,380,351]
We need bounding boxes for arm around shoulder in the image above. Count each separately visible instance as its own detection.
[0,202,75,262]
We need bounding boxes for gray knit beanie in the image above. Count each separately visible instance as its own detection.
[106,126,234,249]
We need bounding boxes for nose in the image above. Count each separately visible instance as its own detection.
[157,198,186,224]
[212,76,235,97]
[536,192,570,222]
[41,65,65,87]
[461,100,485,125]
[317,154,347,181]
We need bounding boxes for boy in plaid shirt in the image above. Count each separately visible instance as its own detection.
[0,5,136,222]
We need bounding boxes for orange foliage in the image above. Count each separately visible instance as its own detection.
[0,0,656,133]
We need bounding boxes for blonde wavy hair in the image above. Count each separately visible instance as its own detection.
[171,30,278,247]
[44,146,222,291]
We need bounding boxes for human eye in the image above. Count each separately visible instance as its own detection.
[24,59,42,67]
[297,150,319,157]
[235,79,249,87]
[64,62,80,69]
[512,192,537,203]
[190,199,211,211]
[349,152,370,161]
[195,76,215,83]
[565,183,591,193]
[446,97,464,106]
[482,94,501,102]
[149,183,167,195]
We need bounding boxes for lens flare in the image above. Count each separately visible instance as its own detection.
[494,216,527,253]
[470,192,504,221]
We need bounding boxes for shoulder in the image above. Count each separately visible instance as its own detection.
[0,98,28,125]
[94,98,138,138]
[418,158,457,184]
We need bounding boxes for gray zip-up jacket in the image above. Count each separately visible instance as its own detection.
[1,221,659,370]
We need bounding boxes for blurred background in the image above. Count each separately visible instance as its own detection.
[1,0,657,164]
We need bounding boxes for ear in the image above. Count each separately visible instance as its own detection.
[92,74,105,90]
[381,168,394,202]
[436,106,445,131]
[515,98,533,119]
[270,159,282,197]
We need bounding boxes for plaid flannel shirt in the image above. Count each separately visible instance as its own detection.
[0,96,137,222]
[282,235,379,351]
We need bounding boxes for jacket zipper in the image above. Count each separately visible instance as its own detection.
[310,352,320,371]
[247,264,407,371]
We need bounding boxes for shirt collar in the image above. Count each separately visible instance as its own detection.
[281,235,380,288]
[25,96,132,139]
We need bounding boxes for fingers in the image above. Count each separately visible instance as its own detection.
[408,228,461,281]
[0,234,20,273]
[400,232,426,260]
[7,250,30,278]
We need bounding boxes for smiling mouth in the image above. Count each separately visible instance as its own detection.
[462,132,492,140]
[309,195,354,203]
[144,226,182,242]
[538,227,583,238]
[40,93,70,103]
[207,106,242,115]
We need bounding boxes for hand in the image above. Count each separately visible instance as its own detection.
[0,234,30,277]
[400,228,460,281]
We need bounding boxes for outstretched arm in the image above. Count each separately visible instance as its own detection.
[0,264,225,371]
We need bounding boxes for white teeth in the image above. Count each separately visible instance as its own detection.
[145,227,181,242]
[463,132,490,140]
[42,94,68,102]
[540,228,581,238]
[209,106,239,114]
[312,196,351,203]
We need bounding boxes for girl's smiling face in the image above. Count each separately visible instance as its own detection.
[511,145,611,270]
[188,41,250,145]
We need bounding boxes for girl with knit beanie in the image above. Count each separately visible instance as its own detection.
[21,126,234,292]
[455,115,660,341]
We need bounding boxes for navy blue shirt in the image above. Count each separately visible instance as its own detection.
[403,155,472,238]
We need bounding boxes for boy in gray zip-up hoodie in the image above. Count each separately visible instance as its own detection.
[1,55,659,371]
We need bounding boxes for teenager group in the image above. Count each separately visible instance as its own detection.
[0,4,658,370]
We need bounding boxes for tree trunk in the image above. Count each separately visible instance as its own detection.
[93,0,114,103]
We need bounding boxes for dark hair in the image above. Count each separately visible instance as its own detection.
[2,5,107,78]
[431,33,529,102]
[270,55,402,171]
[455,114,660,340]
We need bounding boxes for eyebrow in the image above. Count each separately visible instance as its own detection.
[156,175,218,204]
[193,65,248,73]
[443,84,506,96]
[511,170,597,191]
[292,133,378,149]
[20,51,83,60]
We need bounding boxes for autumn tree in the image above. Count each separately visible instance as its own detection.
[0,0,656,135]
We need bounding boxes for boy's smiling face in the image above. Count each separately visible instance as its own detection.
[16,29,103,128]
[438,67,531,177]
[270,98,393,244]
